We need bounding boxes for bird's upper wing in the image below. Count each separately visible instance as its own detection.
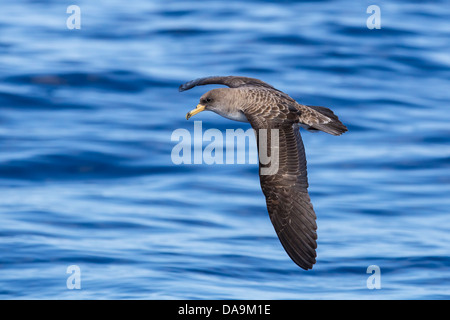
[245,111,318,270]
[179,76,280,92]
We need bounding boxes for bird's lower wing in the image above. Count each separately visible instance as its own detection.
[249,118,318,270]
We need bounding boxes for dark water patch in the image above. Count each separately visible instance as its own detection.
[4,71,177,93]
[0,91,50,109]
[156,9,198,17]
[156,28,218,37]
[338,24,419,38]
[168,218,229,229]
[258,35,320,46]
[236,67,277,74]
[0,152,186,181]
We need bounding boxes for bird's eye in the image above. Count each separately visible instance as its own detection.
[205,98,212,103]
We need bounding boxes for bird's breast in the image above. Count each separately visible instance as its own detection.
[214,109,249,123]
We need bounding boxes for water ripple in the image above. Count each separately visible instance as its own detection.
[0,0,449,299]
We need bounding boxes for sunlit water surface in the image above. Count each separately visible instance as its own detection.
[0,0,449,299]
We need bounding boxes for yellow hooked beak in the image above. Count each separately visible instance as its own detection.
[186,104,206,120]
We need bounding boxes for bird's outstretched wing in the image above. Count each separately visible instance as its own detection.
[179,76,279,92]
[246,113,318,270]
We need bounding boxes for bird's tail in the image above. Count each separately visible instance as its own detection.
[306,105,348,136]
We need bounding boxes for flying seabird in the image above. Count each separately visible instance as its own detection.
[179,76,347,270]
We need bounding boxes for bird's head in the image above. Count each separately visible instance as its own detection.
[185,88,231,120]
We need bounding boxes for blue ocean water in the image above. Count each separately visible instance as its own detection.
[0,0,449,299]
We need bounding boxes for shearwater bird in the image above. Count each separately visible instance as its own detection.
[180,76,347,270]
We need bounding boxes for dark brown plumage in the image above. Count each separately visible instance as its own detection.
[180,76,347,270]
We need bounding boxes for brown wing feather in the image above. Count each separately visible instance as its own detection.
[179,76,280,92]
[246,111,318,270]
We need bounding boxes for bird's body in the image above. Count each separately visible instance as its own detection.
[180,76,347,270]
